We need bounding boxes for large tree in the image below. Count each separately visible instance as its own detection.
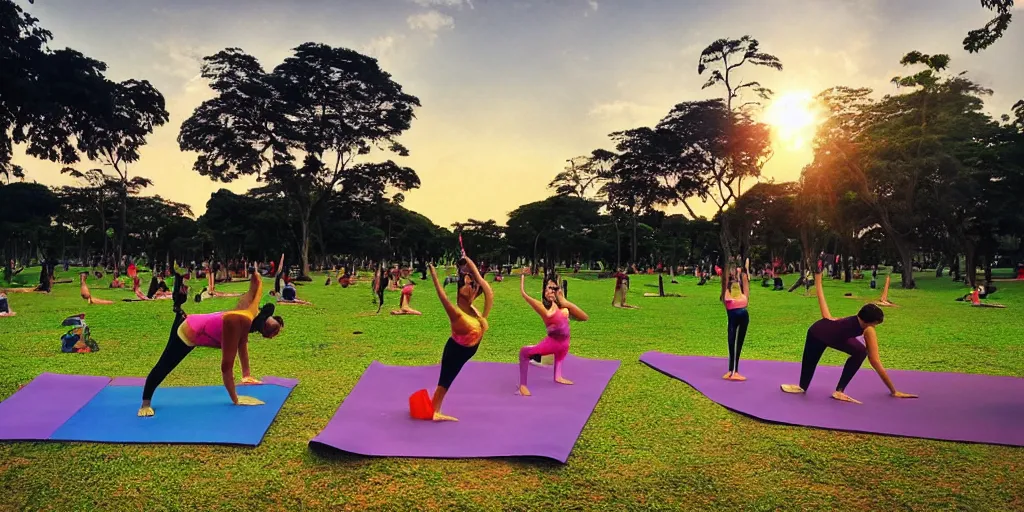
[811,52,1001,288]
[179,43,422,277]
[1,0,114,178]
[694,36,781,261]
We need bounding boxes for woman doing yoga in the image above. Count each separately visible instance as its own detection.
[721,258,750,381]
[391,279,421,315]
[426,254,493,421]
[266,254,307,305]
[781,270,917,404]
[138,262,283,417]
[517,273,588,396]
[79,272,114,305]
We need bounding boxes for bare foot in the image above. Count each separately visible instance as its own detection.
[729,373,747,381]
[432,412,459,422]
[831,391,862,404]
[518,385,531,396]
[555,377,574,385]
[780,384,804,394]
[137,406,155,417]
[722,371,734,380]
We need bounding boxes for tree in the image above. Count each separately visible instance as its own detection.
[694,36,781,261]
[964,0,1015,52]
[0,181,59,264]
[1,0,113,178]
[811,52,1001,288]
[592,137,672,265]
[60,78,169,261]
[506,195,603,267]
[179,43,422,277]
[548,156,607,198]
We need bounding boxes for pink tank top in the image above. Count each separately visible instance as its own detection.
[184,312,226,348]
[724,293,748,310]
[544,309,570,341]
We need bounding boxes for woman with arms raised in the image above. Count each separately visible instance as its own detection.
[424,254,493,421]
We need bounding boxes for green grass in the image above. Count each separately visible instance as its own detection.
[1,269,1022,511]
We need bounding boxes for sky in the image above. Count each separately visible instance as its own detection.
[12,0,1024,227]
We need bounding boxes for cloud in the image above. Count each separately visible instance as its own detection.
[588,100,662,126]
[584,0,598,17]
[363,35,400,58]
[150,41,207,81]
[411,0,474,8]
[407,10,454,42]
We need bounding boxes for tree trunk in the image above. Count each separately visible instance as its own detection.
[965,243,977,288]
[118,183,127,262]
[983,255,992,283]
[896,242,916,289]
[631,214,638,264]
[614,220,621,270]
[299,214,312,279]
[949,253,960,281]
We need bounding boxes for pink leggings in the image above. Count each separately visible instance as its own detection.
[519,337,570,386]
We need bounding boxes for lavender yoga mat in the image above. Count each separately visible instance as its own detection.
[640,351,1024,447]
[310,355,620,463]
[0,373,111,440]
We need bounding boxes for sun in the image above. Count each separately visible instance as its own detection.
[763,91,820,150]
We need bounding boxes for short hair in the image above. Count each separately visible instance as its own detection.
[272,315,284,328]
[857,303,884,324]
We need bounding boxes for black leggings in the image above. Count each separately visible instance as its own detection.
[376,276,388,313]
[142,310,194,401]
[726,308,750,372]
[798,332,867,392]
[437,337,478,389]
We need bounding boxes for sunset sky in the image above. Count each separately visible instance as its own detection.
[12,0,1024,227]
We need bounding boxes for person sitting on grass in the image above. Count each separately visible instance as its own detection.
[391,279,421,315]
[0,292,15,317]
[79,272,115,305]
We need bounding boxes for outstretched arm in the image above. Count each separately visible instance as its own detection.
[464,257,494,318]
[429,265,460,322]
[234,261,263,315]
[864,327,917,398]
[520,274,548,316]
[556,288,588,321]
[815,272,833,320]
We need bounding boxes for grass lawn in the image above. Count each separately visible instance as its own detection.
[1,268,1022,511]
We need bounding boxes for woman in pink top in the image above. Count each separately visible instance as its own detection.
[390,280,421,315]
[720,258,751,381]
[517,272,589,396]
[137,262,284,417]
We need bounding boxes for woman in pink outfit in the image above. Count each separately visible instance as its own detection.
[517,273,589,396]
[721,258,750,381]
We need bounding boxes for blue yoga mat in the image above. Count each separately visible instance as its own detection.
[49,382,294,446]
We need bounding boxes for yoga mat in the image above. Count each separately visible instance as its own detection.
[310,355,619,463]
[50,377,298,446]
[0,373,110,440]
[640,351,1024,447]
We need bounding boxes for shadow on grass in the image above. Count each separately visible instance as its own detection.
[307,442,565,470]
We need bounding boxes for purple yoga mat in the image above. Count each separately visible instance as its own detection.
[640,351,1024,447]
[310,355,620,463]
[0,373,111,440]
